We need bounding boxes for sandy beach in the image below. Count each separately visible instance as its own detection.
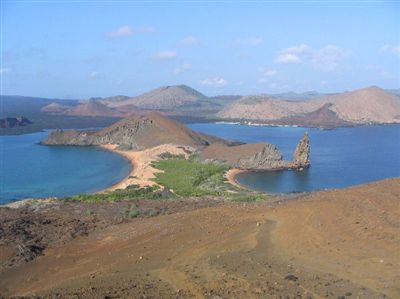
[225,168,248,189]
[100,144,194,192]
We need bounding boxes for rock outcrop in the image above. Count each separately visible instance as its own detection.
[292,132,310,168]
[0,116,32,128]
[200,143,287,170]
[199,132,310,171]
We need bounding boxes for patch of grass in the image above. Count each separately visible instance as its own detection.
[65,155,268,203]
[158,152,185,160]
[121,203,141,218]
[152,157,230,197]
[85,209,95,216]
[66,185,162,202]
[230,193,266,202]
[144,208,160,217]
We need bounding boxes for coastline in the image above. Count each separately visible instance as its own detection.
[225,168,250,190]
[99,144,194,192]
[99,144,153,192]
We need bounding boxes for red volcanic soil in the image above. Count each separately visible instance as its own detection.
[1,178,399,298]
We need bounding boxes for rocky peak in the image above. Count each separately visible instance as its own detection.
[292,132,310,168]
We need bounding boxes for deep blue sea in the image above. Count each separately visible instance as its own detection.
[188,123,400,194]
[0,131,131,204]
[1,125,399,203]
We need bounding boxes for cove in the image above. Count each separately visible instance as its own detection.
[188,123,400,193]
[0,131,131,204]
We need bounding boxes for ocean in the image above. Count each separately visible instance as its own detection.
[188,123,400,193]
[1,124,399,203]
[0,131,131,204]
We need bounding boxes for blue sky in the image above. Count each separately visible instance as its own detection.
[1,1,399,99]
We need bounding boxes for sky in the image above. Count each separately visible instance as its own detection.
[1,0,399,99]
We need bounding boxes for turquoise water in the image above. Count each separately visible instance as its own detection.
[188,123,400,193]
[0,131,131,204]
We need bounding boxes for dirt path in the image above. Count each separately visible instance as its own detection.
[1,178,399,298]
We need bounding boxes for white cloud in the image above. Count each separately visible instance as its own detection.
[0,67,11,75]
[268,83,277,89]
[153,50,177,60]
[181,36,200,46]
[257,78,268,84]
[174,63,192,74]
[275,53,301,63]
[312,45,345,71]
[380,44,400,56]
[137,26,156,34]
[380,70,396,80]
[233,37,264,47]
[263,69,277,76]
[89,71,99,78]
[108,25,134,38]
[200,77,227,87]
[275,44,312,64]
[275,44,345,71]
[107,25,155,38]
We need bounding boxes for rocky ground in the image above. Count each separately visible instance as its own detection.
[1,178,399,298]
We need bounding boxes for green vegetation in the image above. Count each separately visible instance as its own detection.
[152,157,230,197]
[121,203,141,218]
[66,185,161,202]
[66,155,266,203]
[230,193,265,202]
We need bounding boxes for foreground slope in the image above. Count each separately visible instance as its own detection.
[1,178,399,298]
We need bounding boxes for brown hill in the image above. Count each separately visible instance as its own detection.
[42,112,228,150]
[320,86,400,123]
[64,101,124,117]
[219,86,400,126]
[40,102,71,114]
[110,85,207,110]
[271,103,353,128]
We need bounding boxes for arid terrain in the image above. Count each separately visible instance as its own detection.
[1,178,399,298]
[3,85,399,136]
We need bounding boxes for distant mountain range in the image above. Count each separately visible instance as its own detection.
[219,86,400,127]
[2,85,400,131]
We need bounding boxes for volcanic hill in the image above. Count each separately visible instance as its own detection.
[219,86,400,126]
[42,112,310,170]
[64,101,124,117]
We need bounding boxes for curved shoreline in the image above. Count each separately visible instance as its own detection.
[225,168,252,190]
[98,144,194,193]
[99,145,138,192]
